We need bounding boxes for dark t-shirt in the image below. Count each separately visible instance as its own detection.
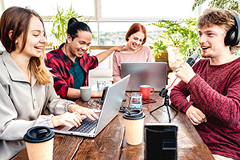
[69,57,85,89]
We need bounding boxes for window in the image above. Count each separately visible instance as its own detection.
[3,0,95,17]
[0,0,204,48]
[101,0,193,20]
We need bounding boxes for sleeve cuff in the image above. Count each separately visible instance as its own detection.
[181,101,194,113]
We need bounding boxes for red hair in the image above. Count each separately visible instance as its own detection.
[125,23,147,44]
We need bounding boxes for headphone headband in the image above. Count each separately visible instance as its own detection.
[224,12,240,46]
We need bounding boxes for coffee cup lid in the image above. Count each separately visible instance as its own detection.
[123,109,145,120]
[24,126,55,143]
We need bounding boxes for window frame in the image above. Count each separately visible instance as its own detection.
[0,0,204,46]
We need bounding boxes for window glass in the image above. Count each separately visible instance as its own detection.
[88,22,98,46]
[99,22,163,46]
[44,21,98,46]
[3,0,94,17]
[101,0,192,19]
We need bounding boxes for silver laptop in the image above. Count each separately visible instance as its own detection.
[121,62,167,91]
[53,75,130,137]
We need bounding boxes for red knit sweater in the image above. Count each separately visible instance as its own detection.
[170,58,240,159]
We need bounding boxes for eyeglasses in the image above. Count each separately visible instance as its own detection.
[88,99,102,109]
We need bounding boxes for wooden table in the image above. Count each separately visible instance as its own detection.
[14,92,214,160]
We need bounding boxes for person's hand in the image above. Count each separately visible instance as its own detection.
[186,105,207,125]
[113,45,128,52]
[68,105,99,121]
[175,62,196,83]
[91,90,103,97]
[51,112,82,127]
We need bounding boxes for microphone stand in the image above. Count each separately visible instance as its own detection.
[150,52,199,122]
[150,88,178,123]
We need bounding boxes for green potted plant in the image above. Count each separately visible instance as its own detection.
[50,4,88,48]
[150,18,200,71]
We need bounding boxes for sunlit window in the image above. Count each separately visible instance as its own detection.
[3,0,94,17]
[101,0,192,19]
[99,22,163,46]
[0,0,203,48]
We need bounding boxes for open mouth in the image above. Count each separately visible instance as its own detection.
[34,46,43,51]
[77,51,85,56]
[201,46,210,51]
[132,43,139,48]
[77,49,85,54]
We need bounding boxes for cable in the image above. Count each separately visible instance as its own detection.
[166,77,178,90]
[151,76,178,100]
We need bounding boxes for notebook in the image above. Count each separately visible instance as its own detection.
[121,62,167,91]
[52,75,130,137]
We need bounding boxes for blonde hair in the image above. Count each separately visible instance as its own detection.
[0,6,51,84]
[198,8,240,53]
[30,51,51,85]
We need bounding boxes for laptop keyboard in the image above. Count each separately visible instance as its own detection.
[69,113,100,133]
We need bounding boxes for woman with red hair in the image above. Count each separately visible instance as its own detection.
[112,23,154,82]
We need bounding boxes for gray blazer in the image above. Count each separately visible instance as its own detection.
[0,51,75,160]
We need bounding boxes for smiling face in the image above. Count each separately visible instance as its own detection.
[199,25,230,58]
[15,16,46,58]
[126,31,145,51]
[67,30,92,58]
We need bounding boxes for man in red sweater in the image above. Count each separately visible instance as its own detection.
[170,8,240,160]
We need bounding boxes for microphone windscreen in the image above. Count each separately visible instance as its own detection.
[186,53,199,67]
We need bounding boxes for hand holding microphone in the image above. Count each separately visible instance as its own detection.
[175,53,199,84]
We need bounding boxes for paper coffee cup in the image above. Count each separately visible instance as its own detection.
[24,126,55,160]
[123,109,145,145]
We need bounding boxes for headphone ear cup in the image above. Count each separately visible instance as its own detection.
[225,28,236,46]
[224,12,240,46]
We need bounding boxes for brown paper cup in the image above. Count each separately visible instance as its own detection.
[124,118,144,145]
[123,109,145,145]
[25,138,54,160]
[24,126,55,160]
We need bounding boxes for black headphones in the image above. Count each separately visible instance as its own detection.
[224,12,240,46]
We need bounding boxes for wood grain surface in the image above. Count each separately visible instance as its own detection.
[14,92,214,160]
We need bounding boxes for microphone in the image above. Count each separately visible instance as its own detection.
[186,52,200,67]
[166,52,200,90]
[150,52,200,117]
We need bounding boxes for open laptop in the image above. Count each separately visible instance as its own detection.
[53,75,130,137]
[121,62,167,91]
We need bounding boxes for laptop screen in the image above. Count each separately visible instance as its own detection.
[121,62,167,91]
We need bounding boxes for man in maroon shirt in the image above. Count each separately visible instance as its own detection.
[170,8,240,160]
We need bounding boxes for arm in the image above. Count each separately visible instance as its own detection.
[96,45,127,63]
[45,58,70,99]
[112,52,122,83]
[172,61,240,127]
[170,79,193,112]
[45,80,99,127]
[170,76,207,126]
[46,56,102,99]
[0,83,55,141]
[186,74,240,127]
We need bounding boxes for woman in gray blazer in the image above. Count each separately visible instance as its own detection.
[0,6,99,160]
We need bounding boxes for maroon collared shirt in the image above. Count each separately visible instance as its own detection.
[45,43,98,99]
